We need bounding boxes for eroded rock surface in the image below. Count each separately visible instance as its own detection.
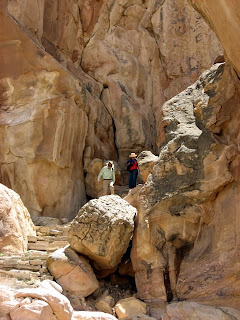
[47,246,99,298]
[131,62,240,307]
[114,297,147,319]
[161,302,240,320]
[0,280,73,320]
[0,184,35,253]
[68,195,136,270]
[0,1,116,220]
[0,0,222,219]
[188,0,240,75]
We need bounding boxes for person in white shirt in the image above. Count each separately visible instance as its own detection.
[97,161,115,196]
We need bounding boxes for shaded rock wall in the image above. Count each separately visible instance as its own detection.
[188,0,240,76]
[0,0,222,219]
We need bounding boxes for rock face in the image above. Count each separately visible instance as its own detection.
[0,184,35,253]
[80,0,222,156]
[188,0,240,75]
[85,159,120,199]
[68,195,136,270]
[0,1,116,220]
[0,0,222,219]
[161,302,240,320]
[131,62,240,307]
[47,246,99,297]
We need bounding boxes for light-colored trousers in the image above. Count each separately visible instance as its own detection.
[102,180,114,196]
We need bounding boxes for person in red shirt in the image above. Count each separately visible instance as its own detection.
[127,153,139,189]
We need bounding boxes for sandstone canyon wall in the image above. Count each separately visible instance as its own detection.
[131,0,240,309]
[188,0,240,76]
[0,0,222,219]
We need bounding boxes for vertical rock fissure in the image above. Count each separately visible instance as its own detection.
[163,268,173,302]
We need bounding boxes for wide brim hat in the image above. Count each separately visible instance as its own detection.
[129,153,137,157]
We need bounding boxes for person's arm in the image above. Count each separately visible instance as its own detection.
[97,168,103,182]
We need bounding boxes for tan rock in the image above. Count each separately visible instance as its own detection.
[114,297,147,319]
[68,195,136,269]
[0,3,117,220]
[0,316,11,320]
[10,299,55,320]
[47,246,99,297]
[32,216,62,226]
[95,291,114,315]
[15,280,73,320]
[73,311,118,320]
[118,260,135,278]
[131,62,240,304]
[0,184,35,253]
[124,185,143,209]
[137,151,158,183]
[161,302,240,320]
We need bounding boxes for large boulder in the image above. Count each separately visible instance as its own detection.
[0,184,35,253]
[47,246,99,297]
[68,195,136,269]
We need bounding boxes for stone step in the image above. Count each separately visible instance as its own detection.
[28,240,68,251]
[28,235,69,242]
[0,224,70,286]
[35,225,70,237]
